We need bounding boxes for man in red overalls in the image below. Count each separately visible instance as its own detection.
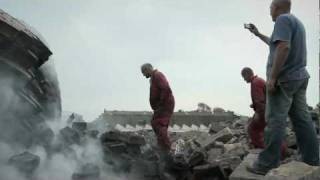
[141,63,175,152]
[242,67,286,156]
[242,67,267,149]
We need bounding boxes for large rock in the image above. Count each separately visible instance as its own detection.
[201,127,234,150]
[59,126,81,145]
[100,131,146,145]
[214,127,234,143]
[72,163,100,180]
[263,161,320,180]
[188,149,208,167]
[286,132,297,149]
[8,151,40,177]
[229,153,264,180]
[193,162,227,180]
[223,143,249,159]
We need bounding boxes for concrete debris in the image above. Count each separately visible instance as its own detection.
[193,162,227,180]
[223,143,249,159]
[285,128,297,149]
[59,126,81,145]
[229,153,264,180]
[213,127,234,143]
[100,130,146,145]
[188,149,208,167]
[209,123,226,134]
[72,121,87,134]
[8,151,40,178]
[72,163,101,180]
[264,161,320,180]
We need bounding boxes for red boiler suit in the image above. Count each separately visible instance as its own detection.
[150,70,175,151]
[248,76,287,158]
[248,75,267,149]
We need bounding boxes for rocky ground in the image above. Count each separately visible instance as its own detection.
[3,109,320,180]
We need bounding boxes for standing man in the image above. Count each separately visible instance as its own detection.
[245,0,319,175]
[241,67,266,149]
[141,63,175,152]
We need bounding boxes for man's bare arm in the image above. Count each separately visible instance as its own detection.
[256,32,270,46]
[246,23,270,45]
[270,41,290,81]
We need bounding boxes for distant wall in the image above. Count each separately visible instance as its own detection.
[95,111,236,128]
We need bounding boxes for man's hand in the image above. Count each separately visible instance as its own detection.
[245,23,270,45]
[267,78,277,93]
[245,23,260,36]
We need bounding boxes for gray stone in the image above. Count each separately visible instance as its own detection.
[229,153,264,180]
[8,151,40,177]
[100,131,146,145]
[223,143,248,159]
[188,149,208,167]
[209,123,225,134]
[107,142,128,154]
[216,155,242,172]
[214,127,234,143]
[263,161,320,180]
[72,122,87,133]
[286,133,297,149]
[60,126,80,145]
[72,163,100,180]
[201,127,234,150]
[207,148,223,162]
[193,163,227,179]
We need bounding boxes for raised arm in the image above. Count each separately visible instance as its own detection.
[246,23,270,45]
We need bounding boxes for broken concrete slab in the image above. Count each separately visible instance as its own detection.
[72,122,87,133]
[106,142,128,154]
[209,123,225,134]
[229,153,264,180]
[59,126,81,145]
[263,161,320,180]
[72,163,100,180]
[200,127,234,151]
[8,151,40,177]
[188,149,208,167]
[207,148,223,163]
[100,130,146,145]
[213,127,234,143]
[223,143,248,159]
[193,162,227,180]
[215,155,242,175]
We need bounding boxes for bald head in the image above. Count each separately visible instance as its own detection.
[141,63,153,71]
[272,0,291,12]
[270,0,291,21]
[241,67,254,83]
[141,63,154,78]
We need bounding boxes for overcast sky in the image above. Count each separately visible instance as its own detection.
[1,0,319,121]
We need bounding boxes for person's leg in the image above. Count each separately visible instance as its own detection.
[152,116,171,151]
[288,79,319,166]
[157,124,171,151]
[254,84,292,171]
[248,119,265,149]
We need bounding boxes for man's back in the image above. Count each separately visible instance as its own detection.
[267,14,309,82]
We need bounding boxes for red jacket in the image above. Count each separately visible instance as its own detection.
[250,76,266,116]
[150,70,175,115]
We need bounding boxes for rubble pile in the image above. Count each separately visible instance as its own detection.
[95,117,251,180]
[5,120,104,180]
[8,151,40,179]
[97,110,319,180]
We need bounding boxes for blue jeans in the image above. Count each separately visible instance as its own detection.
[256,78,319,170]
